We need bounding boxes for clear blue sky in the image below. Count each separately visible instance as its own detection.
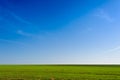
[0,0,120,64]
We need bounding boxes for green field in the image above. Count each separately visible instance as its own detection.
[0,65,120,80]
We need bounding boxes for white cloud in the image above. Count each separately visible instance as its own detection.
[9,12,31,25]
[0,39,25,46]
[83,27,93,33]
[17,30,44,39]
[17,30,53,40]
[17,30,34,37]
[0,7,31,24]
[104,46,120,53]
[94,9,114,22]
[4,9,32,25]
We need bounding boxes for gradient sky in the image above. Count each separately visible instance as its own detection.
[1,0,120,64]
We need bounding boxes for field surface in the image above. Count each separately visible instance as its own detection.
[0,65,120,80]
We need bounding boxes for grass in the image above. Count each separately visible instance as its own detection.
[0,65,120,80]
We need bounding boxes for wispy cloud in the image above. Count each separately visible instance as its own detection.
[9,11,31,25]
[17,30,51,40]
[0,6,31,25]
[17,30,34,37]
[17,30,44,39]
[94,9,114,22]
[104,46,120,53]
[82,27,93,33]
[0,39,25,46]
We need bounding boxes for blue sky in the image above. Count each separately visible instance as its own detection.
[1,0,120,64]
